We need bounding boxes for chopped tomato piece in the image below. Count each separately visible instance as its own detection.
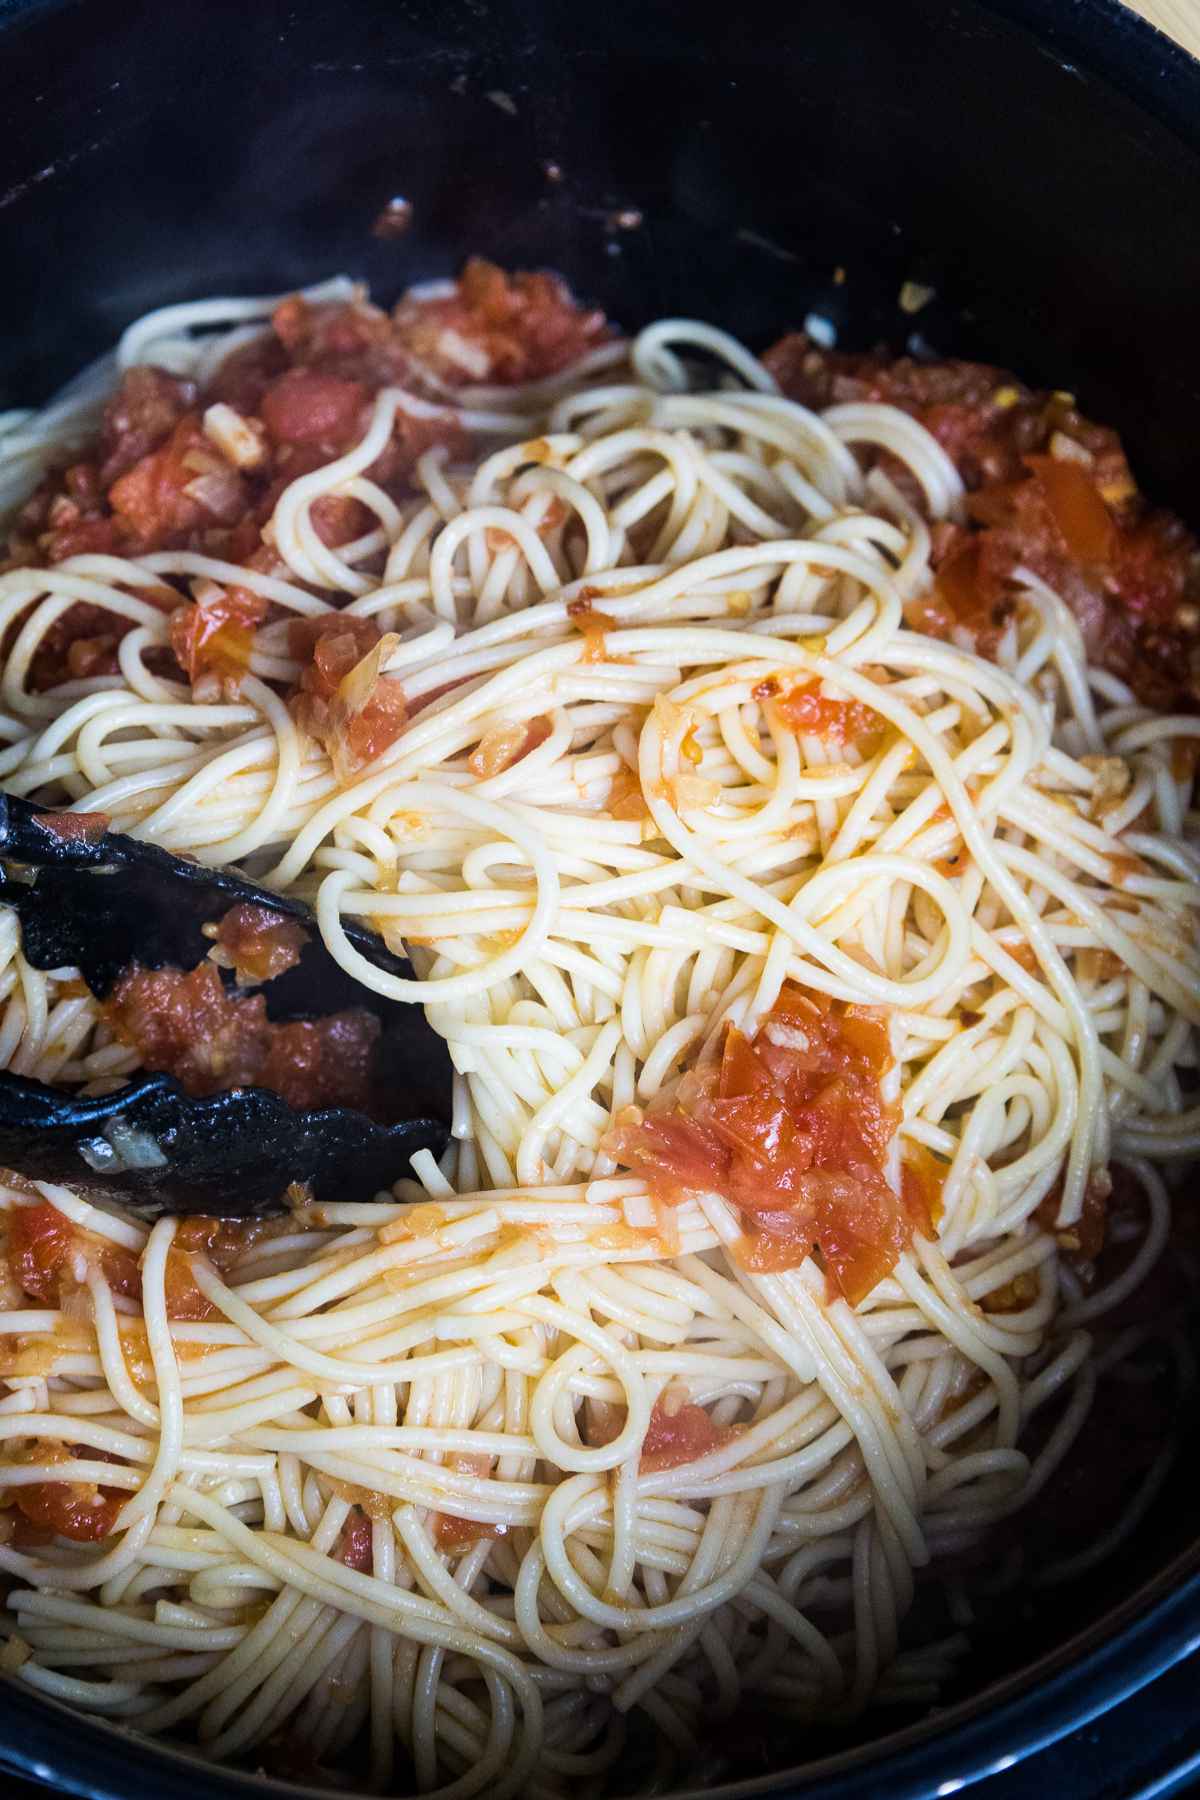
[289,613,384,697]
[1024,455,1116,566]
[900,1143,945,1236]
[169,585,269,686]
[103,962,383,1118]
[468,717,552,777]
[611,985,913,1304]
[171,1213,280,1267]
[98,366,198,486]
[640,1397,731,1472]
[33,810,109,846]
[6,1201,141,1306]
[1034,1168,1111,1261]
[11,1457,124,1543]
[289,614,408,779]
[259,369,368,449]
[432,1511,503,1553]
[109,416,247,548]
[766,334,1200,711]
[161,1213,284,1319]
[214,903,307,985]
[337,1507,374,1571]
[310,492,373,549]
[392,258,608,386]
[162,1247,217,1322]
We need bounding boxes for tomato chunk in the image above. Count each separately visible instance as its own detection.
[103,961,383,1118]
[289,614,408,778]
[756,676,880,746]
[169,585,270,687]
[214,903,307,985]
[432,1511,502,1553]
[640,1397,731,1472]
[259,369,368,448]
[6,1201,141,1306]
[392,257,609,386]
[12,1468,123,1542]
[109,416,247,547]
[33,809,109,846]
[611,985,924,1304]
[337,1507,374,1571]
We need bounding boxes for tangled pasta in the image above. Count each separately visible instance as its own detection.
[0,285,1197,1794]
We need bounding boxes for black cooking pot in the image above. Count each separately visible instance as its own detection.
[1,1,1198,1795]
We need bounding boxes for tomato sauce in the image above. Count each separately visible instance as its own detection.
[103,961,383,1118]
[2,261,606,688]
[611,985,935,1304]
[765,335,1200,710]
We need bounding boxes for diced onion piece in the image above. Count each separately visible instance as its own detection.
[204,401,268,470]
[1049,430,1093,467]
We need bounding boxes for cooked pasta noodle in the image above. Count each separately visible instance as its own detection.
[0,286,1196,1794]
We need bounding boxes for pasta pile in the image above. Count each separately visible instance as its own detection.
[0,292,1196,1795]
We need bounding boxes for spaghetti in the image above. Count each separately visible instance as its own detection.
[0,273,1197,1794]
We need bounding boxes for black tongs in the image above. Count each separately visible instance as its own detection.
[0,793,451,1214]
